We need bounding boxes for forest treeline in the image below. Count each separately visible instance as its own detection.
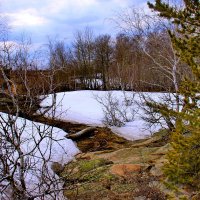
[50,28,190,92]
[0,9,192,93]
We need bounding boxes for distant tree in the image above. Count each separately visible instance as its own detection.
[112,34,135,90]
[148,0,200,190]
[47,39,74,91]
[48,40,68,69]
[94,34,113,90]
[72,27,95,89]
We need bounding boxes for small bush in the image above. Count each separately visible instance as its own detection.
[94,91,137,127]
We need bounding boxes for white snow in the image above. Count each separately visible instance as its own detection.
[0,90,169,198]
[41,90,166,140]
[0,113,80,199]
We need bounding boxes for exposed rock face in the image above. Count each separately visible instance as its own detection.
[110,164,142,176]
[61,129,198,200]
[61,134,169,200]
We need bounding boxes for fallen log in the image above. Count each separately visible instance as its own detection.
[66,127,97,140]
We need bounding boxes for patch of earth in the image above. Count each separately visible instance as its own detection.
[74,127,134,152]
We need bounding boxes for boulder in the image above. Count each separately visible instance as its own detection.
[110,164,142,176]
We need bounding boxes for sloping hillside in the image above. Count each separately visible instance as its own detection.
[61,130,170,200]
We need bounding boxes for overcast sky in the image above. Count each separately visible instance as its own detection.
[0,0,148,45]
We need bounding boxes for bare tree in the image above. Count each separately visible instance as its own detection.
[114,7,190,130]
[94,34,113,90]
[0,114,72,200]
[115,7,185,92]
[111,33,142,90]
[94,91,137,127]
[72,27,96,89]
[0,37,75,199]
[47,38,75,91]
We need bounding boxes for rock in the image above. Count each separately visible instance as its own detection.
[110,164,142,176]
[191,193,200,200]
[62,132,174,199]
[51,162,64,175]
[149,156,167,176]
[150,165,163,177]
[153,143,170,155]
[76,154,92,160]
[66,127,96,140]
[134,196,146,200]
[131,136,160,148]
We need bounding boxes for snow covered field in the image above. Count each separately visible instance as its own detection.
[42,90,166,140]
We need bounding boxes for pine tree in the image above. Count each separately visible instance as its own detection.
[148,0,200,189]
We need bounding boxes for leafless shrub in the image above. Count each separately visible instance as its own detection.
[0,38,74,199]
[94,91,137,127]
[136,92,183,131]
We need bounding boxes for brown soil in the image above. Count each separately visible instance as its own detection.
[74,127,133,152]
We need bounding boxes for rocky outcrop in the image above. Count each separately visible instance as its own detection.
[61,134,169,200]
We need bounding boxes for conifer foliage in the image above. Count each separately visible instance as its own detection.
[148,0,200,189]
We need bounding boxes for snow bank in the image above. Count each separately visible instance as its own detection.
[0,113,80,199]
[41,90,166,140]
